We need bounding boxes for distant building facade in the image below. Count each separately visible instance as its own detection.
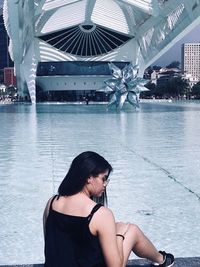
[182,43,200,87]
[0,8,13,83]
[144,67,183,87]
[4,67,16,86]
[156,68,182,87]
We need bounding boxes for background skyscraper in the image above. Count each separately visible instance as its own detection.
[0,8,13,75]
[182,43,200,86]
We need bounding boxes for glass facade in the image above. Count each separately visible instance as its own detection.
[37,61,130,76]
[36,88,109,102]
[36,60,130,101]
[0,13,13,70]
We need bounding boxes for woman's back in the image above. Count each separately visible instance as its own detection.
[44,195,106,267]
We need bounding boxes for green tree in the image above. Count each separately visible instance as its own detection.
[140,82,155,98]
[152,65,162,71]
[153,77,190,99]
[167,77,189,98]
[6,85,18,100]
[166,61,180,69]
[191,82,200,99]
[154,84,167,98]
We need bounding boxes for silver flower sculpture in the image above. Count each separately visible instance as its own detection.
[100,63,149,109]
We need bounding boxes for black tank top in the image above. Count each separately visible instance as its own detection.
[44,195,106,267]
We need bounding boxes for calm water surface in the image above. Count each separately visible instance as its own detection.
[0,101,200,264]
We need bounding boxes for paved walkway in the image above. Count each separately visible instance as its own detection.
[1,258,200,267]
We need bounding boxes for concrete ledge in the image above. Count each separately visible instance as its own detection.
[1,258,200,267]
[127,257,200,266]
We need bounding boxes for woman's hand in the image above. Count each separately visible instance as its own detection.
[116,222,130,236]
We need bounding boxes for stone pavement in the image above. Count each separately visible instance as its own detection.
[1,258,200,267]
[127,257,200,266]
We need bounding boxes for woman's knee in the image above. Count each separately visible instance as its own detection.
[115,222,142,238]
[126,223,141,237]
[116,221,130,235]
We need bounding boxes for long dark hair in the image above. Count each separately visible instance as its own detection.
[58,151,112,205]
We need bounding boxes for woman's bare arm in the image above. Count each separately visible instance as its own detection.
[43,197,53,238]
[92,207,126,267]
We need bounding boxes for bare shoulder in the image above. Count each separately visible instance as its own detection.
[94,206,115,223]
[89,205,115,233]
[89,206,116,238]
[98,206,113,215]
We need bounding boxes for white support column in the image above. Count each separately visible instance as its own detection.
[22,42,37,104]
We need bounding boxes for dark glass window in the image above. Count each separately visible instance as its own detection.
[0,15,13,69]
[37,61,130,76]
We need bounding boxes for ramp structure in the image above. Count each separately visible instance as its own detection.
[3,0,200,103]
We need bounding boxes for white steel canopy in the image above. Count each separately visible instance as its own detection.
[3,0,200,103]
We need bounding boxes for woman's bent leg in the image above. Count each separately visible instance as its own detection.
[121,223,163,267]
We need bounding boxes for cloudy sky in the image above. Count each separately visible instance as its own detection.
[0,0,199,66]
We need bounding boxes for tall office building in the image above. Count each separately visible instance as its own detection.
[0,7,14,83]
[0,8,13,69]
[182,43,200,86]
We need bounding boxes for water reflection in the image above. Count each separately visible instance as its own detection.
[0,101,200,264]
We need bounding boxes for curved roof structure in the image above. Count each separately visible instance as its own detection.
[3,0,200,103]
[39,24,132,57]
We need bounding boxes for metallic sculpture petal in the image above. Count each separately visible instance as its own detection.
[101,63,149,109]
[108,93,117,106]
[127,92,140,108]
[105,79,120,90]
[97,86,113,92]
[119,92,128,109]
[136,77,150,86]
[108,63,122,79]
[122,63,134,82]
[136,85,149,92]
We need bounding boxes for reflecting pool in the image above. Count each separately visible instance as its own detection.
[0,101,200,264]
